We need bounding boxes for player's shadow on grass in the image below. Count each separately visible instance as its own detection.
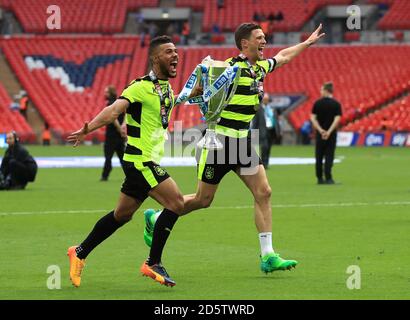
[66,286,176,298]
[250,274,300,281]
[82,280,177,296]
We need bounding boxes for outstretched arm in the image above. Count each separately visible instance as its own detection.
[274,24,325,68]
[67,99,129,146]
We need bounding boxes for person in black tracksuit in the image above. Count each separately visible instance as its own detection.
[310,82,342,185]
[100,86,126,181]
[0,131,37,190]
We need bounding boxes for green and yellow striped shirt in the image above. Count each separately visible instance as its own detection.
[215,56,276,138]
[119,75,174,164]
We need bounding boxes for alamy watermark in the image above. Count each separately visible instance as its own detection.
[46,5,61,30]
[46,265,61,289]
[346,265,361,290]
[346,5,361,30]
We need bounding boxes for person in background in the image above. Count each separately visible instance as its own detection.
[42,122,51,146]
[0,8,3,35]
[0,131,38,190]
[300,119,312,145]
[212,23,221,35]
[380,116,393,131]
[253,12,261,22]
[166,23,176,37]
[139,23,148,48]
[181,21,190,45]
[9,96,20,112]
[148,22,159,40]
[252,93,280,169]
[310,82,342,185]
[19,93,29,119]
[276,111,284,145]
[101,85,126,182]
[275,11,284,22]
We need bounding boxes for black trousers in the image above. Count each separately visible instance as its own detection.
[260,129,276,168]
[102,139,125,179]
[7,159,37,187]
[315,134,337,181]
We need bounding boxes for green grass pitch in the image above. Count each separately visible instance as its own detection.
[0,145,409,300]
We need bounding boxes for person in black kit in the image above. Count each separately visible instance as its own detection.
[101,85,126,181]
[0,131,37,190]
[310,82,342,185]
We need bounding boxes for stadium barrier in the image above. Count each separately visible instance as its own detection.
[337,131,410,147]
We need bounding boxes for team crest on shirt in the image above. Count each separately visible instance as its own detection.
[205,166,214,180]
[154,165,167,176]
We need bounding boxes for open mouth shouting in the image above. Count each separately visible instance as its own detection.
[169,60,178,77]
[258,45,265,59]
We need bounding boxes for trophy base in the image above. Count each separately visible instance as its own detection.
[197,129,223,150]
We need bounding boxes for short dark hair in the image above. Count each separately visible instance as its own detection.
[322,82,334,94]
[148,35,173,63]
[234,23,262,50]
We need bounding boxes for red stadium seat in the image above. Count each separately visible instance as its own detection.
[201,0,352,32]
[10,0,128,34]
[0,0,12,9]
[175,0,204,11]
[1,36,147,141]
[375,0,410,30]
[0,83,35,142]
[127,0,159,11]
[344,98,409,132]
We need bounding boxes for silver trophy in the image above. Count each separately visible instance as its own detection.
[195,58,241,150]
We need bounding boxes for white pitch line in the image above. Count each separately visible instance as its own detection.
[1,201,409,216]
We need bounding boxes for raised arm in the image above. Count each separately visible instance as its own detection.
[274,24,325,68]
[67,99,129,146]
